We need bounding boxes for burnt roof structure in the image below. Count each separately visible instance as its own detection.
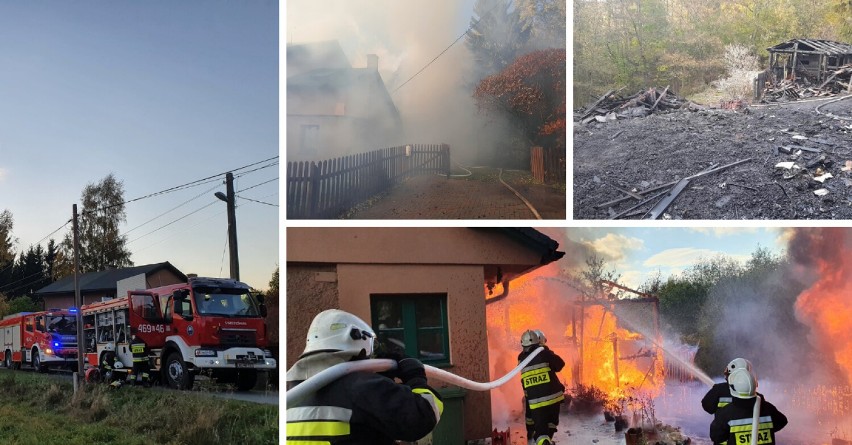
[767,38,852,83]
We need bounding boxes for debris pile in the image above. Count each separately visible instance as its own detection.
[577,87,701,124]
[762,64,852,102]
[772,130,850,198]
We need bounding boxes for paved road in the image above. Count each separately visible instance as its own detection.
[345,170,565,219]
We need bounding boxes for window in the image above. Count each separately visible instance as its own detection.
[25,317,33,333]
[132,293,159,320]
[371,294,450,366]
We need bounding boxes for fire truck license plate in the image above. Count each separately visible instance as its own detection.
[236,362,255,368]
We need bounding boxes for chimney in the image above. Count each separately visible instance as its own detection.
[367,54,378,71]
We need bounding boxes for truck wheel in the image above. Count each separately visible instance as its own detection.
[165,353,194,390]
[3,350,10,368]
[32,349,46,373]
[235,369,258,392]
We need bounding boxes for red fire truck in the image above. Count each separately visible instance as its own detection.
[81,276,275,391]
[0,310,79,372]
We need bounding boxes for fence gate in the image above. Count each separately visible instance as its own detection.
[287,144,450,219]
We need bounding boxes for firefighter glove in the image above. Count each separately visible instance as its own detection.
[396,357,427,387]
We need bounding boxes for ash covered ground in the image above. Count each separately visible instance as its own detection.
[574,96,852,220]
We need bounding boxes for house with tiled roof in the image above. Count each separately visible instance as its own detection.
[34,262,186,309]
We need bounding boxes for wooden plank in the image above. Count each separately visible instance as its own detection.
[650,86,670,112]
[644,177,690,220]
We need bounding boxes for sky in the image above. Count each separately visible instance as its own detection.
[0,1,279,289]
[548,227,787,289]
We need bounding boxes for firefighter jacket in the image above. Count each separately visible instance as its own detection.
[286,370,443,445]
[709,396,788,445]
[702,382,765,414]
[702,382,733,414]
[518,346,566,411]
[130,337,149,364]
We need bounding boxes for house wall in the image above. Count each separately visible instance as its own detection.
[286,263,340,367]
[42,292,111,310]
[146,269,185,288]
[337,263,492,441]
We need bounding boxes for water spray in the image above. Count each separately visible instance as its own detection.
[286,346,545,406]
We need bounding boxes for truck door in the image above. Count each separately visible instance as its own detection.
[23,316,35,351]
[168,289,195,344]
[128,291,168,346]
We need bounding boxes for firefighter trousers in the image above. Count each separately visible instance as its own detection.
[529,402,560,442]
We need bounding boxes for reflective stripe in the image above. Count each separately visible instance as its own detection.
[528,392,564,409]
[286,441,331,445]
[412,387,443,422]
[536,435,552,445]
[718,397,732,407]
[522,362,550,373]
[131,344,145,354]
[729,416,772,426]
[287,406,353,423]
[521,367,551,378]
[286,421,350,437]
[730,422,773,433]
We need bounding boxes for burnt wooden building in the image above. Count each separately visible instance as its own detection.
[767,38,852,83]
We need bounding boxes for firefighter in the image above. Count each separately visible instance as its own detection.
[129,330,151,387]
[524,329,549,441]
[709,368,788,445]
[101,351,122,388]
[518,329,565,445]
[701,358,753,414]
[286,309,443,445]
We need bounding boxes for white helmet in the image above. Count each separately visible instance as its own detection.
[301,309,376,359]
[534,329,547,345]
[724,358,753,378]
[728,368,757,399]
[521,330,541,347]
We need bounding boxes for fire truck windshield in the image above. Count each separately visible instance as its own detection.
[47,316,76,335]
[193,287,261,318]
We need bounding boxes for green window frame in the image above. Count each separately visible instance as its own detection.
[370,293,450,366]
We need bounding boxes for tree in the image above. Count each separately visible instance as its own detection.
[0,209,16,296]
[67,174,133,273]
[0,209,14,266]
[8,245,47,299]
[466,0,530,80]
[265,266,279,388]
[474,48,565,166]
[515,0,567,48]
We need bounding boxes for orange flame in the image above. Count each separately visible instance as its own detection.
[487,269,664,423]
[795,253,852,386]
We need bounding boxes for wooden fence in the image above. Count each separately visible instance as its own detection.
[530,146,566,184]
[287,144,450,219]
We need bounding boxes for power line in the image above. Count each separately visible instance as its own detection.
[132,207,226,254]
[237,196,279,207]
[85,156,279,214]
[236,177,279,194]
[0,269,45,294]
[127,200,219,245]
[125,184,220,235]
[392,0,506,94]
[233,161,279,179]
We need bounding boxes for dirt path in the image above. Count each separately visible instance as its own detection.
[574,95,852,220]
[343,168,566,219]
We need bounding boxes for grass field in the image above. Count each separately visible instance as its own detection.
[0,369,278,445]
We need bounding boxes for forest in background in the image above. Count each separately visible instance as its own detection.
[573,0,852,107]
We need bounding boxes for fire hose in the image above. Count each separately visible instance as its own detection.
[286,346,544,406]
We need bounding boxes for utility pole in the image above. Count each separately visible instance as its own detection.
[72,205,85,388]
[215,172,239,281]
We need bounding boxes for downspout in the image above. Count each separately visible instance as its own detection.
[484,279,510,305]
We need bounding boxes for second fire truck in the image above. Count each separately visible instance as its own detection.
[0,310,78,372]
[81,276,275,391]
